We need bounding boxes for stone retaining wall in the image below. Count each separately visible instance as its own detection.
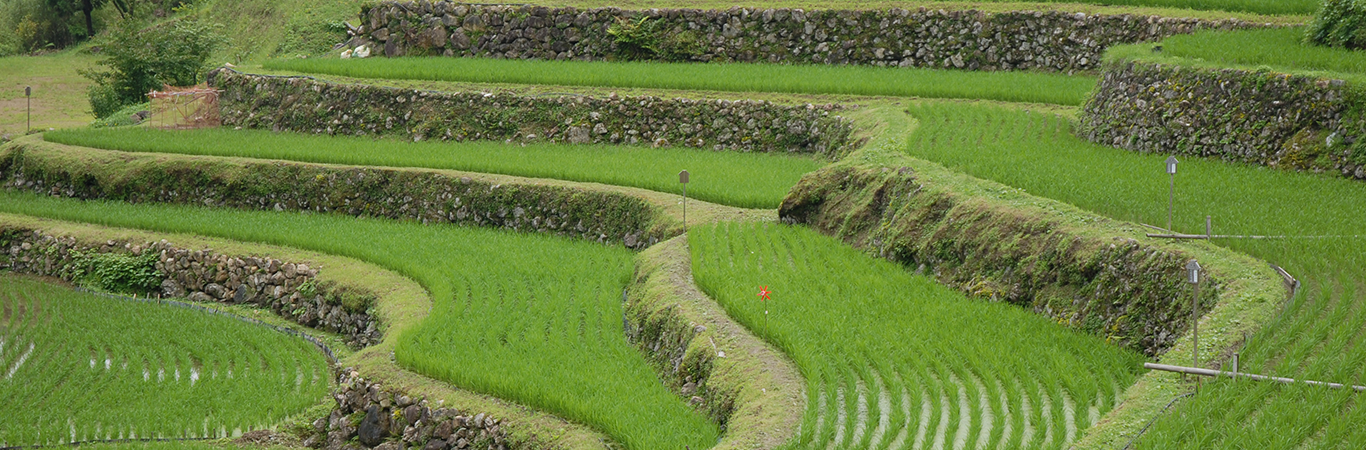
[1080,60,1366,180]
[0,228,382,347]
[781,165,1218,356]
[0,141,671,249]
[311,368,511,450]
[209,69,854,156]
[358,1,1261,72]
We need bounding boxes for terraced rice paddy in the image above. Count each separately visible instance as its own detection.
[1107,27,1366,79]
[901,102,1366,448]
[0,276,330,447]
[265,57,1096,106]
[689,221,1145,449]
[0,191,718,450]
[45,127,821,209]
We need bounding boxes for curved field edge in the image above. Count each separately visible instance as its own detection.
[626,235,806,450]
[0,212,613,449]
[791,103,1287,448]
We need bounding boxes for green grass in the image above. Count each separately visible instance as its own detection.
[44,127,820,209]
[266,57,1096,106]
[689,221,1146,450]
[0,51,97,137]
[0,275,331,447]
[0,191,718,450]
[900,101,1366,448]
[1108,27,1366,81]
[508,0,1318,16]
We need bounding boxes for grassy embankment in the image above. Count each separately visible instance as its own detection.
[266,57,1096,106]
[44,127,823,209]
[1106,26,1366,83]
[0,276,331,447]
[0,191,718,450]
[690,221,1146,450]
[900,102,1366,448]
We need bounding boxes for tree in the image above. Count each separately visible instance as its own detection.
[45,0,128,37]
[83,17,225,117]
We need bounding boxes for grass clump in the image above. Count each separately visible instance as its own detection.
[0,275,331,447]
[900,101,1366,448]
[265,57,1096,106]
[1307,0,1366,49]
[45,127,822,209]
[0,191,719,450]
[690,221,1145,450]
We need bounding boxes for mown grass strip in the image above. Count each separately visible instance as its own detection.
[265,57,1096,106]
[689,222,1145,450]
[44,127,820,210]
[901,101,1366,448]
[0,192,718,450]
[0,275,331,447]
[1107,27,1366,82]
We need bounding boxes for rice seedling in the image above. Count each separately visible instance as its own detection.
[0,191,719,450]
[0,276,330,447]
[1107,27,1366,80]
[264,56,1096,106]
[688,221,1146,449]
[44,127,820,209]
[900,101,1366,448]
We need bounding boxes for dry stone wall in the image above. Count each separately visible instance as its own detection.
[0,142,670,249]
[313,368,511,450]
[1081,60,1366,180]
[0,228,382,347]
[358,1,1261,72]
[209,69,854,156]
[780,165,1218,356]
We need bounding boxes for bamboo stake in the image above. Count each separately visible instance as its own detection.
[1145,363,1366,392]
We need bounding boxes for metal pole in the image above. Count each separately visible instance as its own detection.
[1206,216,1212,240]
[1168,171,1174,230]
[683,182,687,233]
[1145,363,1366,392]
[1193,273,1201,391]
[26,86,32,134]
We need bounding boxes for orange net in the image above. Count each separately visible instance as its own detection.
[147,85,221,129]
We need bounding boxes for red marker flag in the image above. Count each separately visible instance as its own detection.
[757,286,771,301]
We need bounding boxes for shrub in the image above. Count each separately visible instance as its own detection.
[1306,0,1366,49]
[89,101,150,127]
[69,250,163,294]
[81,17,225,118]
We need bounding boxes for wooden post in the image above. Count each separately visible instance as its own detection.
[25,86,31,134]
[679,170,689,233]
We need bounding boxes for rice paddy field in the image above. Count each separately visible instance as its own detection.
[1107,27,1366,80]
[43,127,822,209]
[0,276,331,447]
[689,221,1146,450]
[0,190,718,450]
[265,57,1096,106]
[901,102,1366,448]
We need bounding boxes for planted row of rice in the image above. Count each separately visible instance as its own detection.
[265,57,1096,106]
[1107,27,1366,80]
[43,127,820,209]
[899,101,1366,448]
[0,276,330,447]
[0,191,718,450]
[688,221,1145,449]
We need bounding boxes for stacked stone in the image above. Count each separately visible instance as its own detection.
[316,369,508,450]
[1,228,381,347]
[209,69,854,156]
[357,1,1263,72]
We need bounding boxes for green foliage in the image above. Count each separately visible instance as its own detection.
[69,248,162,294]
[0,0,78,55]
[0,191,720,450]
[88,100,147,127]
[1112,27,1366,77]
[0,275,330,446]
[81,17,226,118]
[690,222,1144,450]
[606,17,702,62]
[898,101,1366,448]
[1306,0,1366,49]
[46,127,823,209]
[266,56,1096,106]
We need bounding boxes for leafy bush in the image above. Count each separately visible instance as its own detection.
[69,249,162,294]
[1307,0,1366,49]
[81,17,225,118]
[89,101,149,128]
[0,0,77,55]
[606,17,703,62]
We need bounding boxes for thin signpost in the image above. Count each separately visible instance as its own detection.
[26,86,32,134]
[1166,155,1178,230]
[680,170,689,232]
[1187,259,1202,391]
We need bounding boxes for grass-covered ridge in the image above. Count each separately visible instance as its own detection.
[266,57,1096,106]
[0,275,331,447]
[0,191,719,450]
[690,221,1145,450]
[43,127,821,209]
[1107,27,1366,81]
[900,101,1366,448]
